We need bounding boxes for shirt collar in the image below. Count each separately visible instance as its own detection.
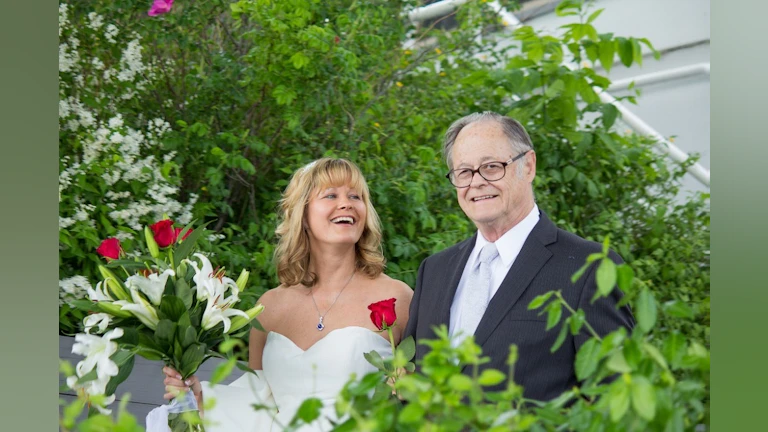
[473,204,540,267]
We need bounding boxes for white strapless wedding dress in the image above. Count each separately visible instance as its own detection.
[200,326,391,432]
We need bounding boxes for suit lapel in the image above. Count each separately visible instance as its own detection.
[435,234,476,327]
[472,212,558,347]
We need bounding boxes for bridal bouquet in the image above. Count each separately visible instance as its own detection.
[65,218,264,429]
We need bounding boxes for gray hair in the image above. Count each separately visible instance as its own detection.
[442,112,534,170]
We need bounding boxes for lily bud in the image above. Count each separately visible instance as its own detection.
[235,269,250,291]
[96,301,133,318]
[145,226,160,258]
[98,265,130,301]
[227,303,265,333]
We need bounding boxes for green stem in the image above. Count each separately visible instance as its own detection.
[554,292,602,341]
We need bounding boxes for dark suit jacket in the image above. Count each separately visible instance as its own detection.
[403,211,634,402]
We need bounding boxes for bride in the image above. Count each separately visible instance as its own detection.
[160,158,413,431]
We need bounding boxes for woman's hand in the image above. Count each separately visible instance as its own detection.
[162,366,204,414]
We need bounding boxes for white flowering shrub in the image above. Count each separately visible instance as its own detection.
[59,3,197,331]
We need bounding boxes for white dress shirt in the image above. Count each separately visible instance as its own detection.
[449,204,540,341]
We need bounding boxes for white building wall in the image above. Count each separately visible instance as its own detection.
[520,0,711,197]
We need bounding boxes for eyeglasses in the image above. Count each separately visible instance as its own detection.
[445,151,528,188]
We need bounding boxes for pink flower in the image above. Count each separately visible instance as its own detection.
[148,0,174,17]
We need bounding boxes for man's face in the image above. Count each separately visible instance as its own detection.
[450,121,536,235]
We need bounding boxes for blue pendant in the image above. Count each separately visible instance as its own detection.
[317,317,325,331]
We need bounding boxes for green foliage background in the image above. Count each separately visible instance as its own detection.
[59,0,709,349]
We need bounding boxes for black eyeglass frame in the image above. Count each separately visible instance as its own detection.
[445,150,529,188]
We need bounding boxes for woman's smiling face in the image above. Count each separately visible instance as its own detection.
[305,184,367,247]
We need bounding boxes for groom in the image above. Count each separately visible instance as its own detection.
[404,112,634,402]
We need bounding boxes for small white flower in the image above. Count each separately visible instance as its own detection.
[186,253,239,301]
[67,328,123,414]
[125,269,174,306]
[105,24,119,43]
[71,328,123,383]
[84,313,111,334]
[202,294,249,333]
[115,288,159,329]
[87,12,104,30]
[108,115,124,129]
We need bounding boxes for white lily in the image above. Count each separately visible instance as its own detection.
[83,313,111,334]
[70,328,123,384]
[202,291,249,333]
[87,280,115,302]
[125,268,175,305]
[186,253,240,301]
[115,288,159,330]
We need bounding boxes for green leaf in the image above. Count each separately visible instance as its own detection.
[551,320,570,353]
[663,332,686,367]
[218,338,243,354]
[105,352,135,396]
[181,326,197,348]
[159,296,187,322]
[662,300,694,319]
[290,52,310,69]
[155,319,176,351]
[635,288,657,334]
[609,382,630,422]
[294,398,323,424]
[601,104,619,129]
[478,369,506,386]
[175,278,193,310]
[363,350,385,370]
[586,8,604,23]
[348,372,384,396]
[616,264,634,292]
[210,358,236,385]
[575,338,601,380]
[570,262,590,283]
[569,309,586,335]
[630,376,656,420]
[173,221,214,268]
[448,374,474,392]
[617,37,634,67]
[528,291,554,310]
[75,369,99,385]
[563,166,578,182]
[179,343,206,378]
[546,301,563,331]
[545,80,566,98]
[595,258,617,298]
[397,336,416,361]
[605,351,632,373]
[398,402,425,424]
[643,342,669,371]
[599,39,615,72]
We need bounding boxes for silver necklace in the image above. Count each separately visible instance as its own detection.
[310,271,356,331]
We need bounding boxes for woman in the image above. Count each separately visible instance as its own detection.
[160,158,413,431]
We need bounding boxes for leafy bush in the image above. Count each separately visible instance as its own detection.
[288,242,709,431]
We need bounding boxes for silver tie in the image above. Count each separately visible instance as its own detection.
[458,243,500,339]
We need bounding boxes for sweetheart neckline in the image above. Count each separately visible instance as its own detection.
[267,326,390,353]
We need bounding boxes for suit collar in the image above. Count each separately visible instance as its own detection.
[471,210,558,347]
[435,234,476,327]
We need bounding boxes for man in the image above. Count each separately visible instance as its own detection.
[404,112,634,402]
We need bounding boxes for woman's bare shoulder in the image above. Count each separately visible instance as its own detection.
[370,273,413,301]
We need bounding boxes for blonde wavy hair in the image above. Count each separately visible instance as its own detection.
[274,158,385,287]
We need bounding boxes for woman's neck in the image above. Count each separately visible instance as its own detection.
[308,244,357,292]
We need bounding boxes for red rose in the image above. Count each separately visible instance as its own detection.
[96,238,122,260]
[150,219,176,247]
[174,227,191,242]
[368,298,397,330]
